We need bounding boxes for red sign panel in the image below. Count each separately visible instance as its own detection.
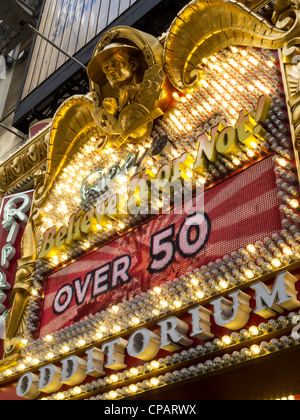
[0,191,33,359]
[39,157,281,337]
[0,191,33,294]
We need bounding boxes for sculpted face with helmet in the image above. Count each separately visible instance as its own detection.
[87,29,174,147]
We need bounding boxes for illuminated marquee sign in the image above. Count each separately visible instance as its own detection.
[4,0,300,402]
[38,96,270,261]
[39,157,281,337]
[16,270,300,399]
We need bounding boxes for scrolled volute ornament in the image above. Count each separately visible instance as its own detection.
[0,167,7,198]
[4,257,35,357]
[164,0,300,92]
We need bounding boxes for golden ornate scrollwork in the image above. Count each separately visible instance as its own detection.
[0,167,7,200]
[0,128,49,197]
[33,95,101,209]
[164,0,300,92]
[4,257,35,357]
[240,0,272,10]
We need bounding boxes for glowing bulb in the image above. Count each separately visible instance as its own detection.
[290,199,299,209]
[283,247,292,256]
[109,391,118,399]
[278,158,287,167]
[249,326,259,336]
[150,361,160,369]
[196,290,205,299]
[249,57,259,66]
[250,345,261,355]
[160,300,168,308]
[271,258,281,268]
[222,336,232,345]
[245,270,255,279]
[129,384,138,393]
[247,244,256,253]
[174,300,182,308]
[219,280,229,289]
[132,317,140,325]
[130,368,138,376]
[150,378,159,387]
[232,158,241,166]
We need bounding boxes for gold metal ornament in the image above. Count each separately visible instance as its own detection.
[87,26,174,148]
[164,0,300,92]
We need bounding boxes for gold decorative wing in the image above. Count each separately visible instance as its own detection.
[164,0,300,91]
[3,94,105,357]
[34,94,103,207]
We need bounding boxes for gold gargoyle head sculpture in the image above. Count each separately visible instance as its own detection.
[87,26,174,148]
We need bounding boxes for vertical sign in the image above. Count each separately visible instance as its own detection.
[0,191,33,355]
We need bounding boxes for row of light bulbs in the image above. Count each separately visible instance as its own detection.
[20,100,300,346]
[15,215,300,376]
[165,47,280,134]
[38,313,300,400]
[20,154,300,365]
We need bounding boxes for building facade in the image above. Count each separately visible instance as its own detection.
[0,0,300,401]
